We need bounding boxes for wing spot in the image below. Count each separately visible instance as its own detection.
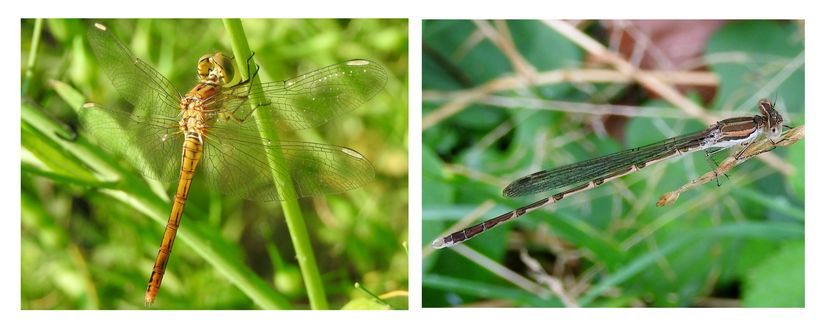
[341,148,363,159]
[346,60,370,66]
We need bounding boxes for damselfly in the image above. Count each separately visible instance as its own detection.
[432,99,785,249]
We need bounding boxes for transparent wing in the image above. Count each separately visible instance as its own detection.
[86,25,379,199]
[201,116,375,201]
[502,130,711,197]
[215,59,388,131]
[79,103,183,182]
[87,23,182,117]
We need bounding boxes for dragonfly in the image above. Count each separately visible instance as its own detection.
[83,23,388,305]
[432,99,785,249]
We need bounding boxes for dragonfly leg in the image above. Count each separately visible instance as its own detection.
[236,51,261,86]
[226,101,271,124]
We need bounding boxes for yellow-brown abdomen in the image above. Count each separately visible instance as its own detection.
[144,135,204,305]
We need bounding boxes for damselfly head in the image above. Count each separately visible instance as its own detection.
[758,98,784,140]
[197,52,235,85]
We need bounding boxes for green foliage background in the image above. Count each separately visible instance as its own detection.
[21,18,408,309]
[422,20,803,307]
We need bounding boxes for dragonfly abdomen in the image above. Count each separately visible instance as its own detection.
[145,135,204,306]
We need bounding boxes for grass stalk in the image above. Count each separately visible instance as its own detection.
[222,18,329,310]
[22,18,43,96]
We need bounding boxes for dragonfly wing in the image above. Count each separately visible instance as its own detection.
[87,23,181,117]
[200,118,374,201]
[218,59,388,131]
[79,103,183,182]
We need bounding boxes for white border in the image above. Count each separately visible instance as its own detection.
[5,0,822,331]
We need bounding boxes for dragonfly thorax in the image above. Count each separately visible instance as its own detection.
[179,96,212,140]
[183,57,226,142]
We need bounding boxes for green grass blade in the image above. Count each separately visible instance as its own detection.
[22,18,43,96]
[424,274,563,307]
[578,222,804,306]
[222,18,328,310]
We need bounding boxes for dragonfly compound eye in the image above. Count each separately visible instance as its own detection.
[209,52,234,85]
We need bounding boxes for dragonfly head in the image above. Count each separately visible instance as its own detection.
[197,52,235,85]
[758,98,784,140]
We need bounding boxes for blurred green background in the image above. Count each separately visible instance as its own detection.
[21,18,408,309]
[423,20,803,307]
